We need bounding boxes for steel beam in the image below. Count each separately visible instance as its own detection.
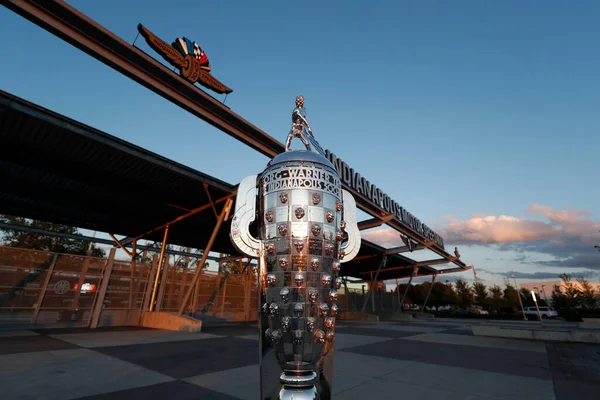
[178,198,233,315]
[0,222,223,261]
[360,256,387,314]
[399,267,419,311]
[421,273,437,314]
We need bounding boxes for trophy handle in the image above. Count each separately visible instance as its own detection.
[230,174,260,258]
[340,189,361,262]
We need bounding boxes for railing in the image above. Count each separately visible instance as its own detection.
[0,246,260,329]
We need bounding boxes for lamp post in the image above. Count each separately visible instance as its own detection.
[512,272,527,321]
[541,285,549,305]
[531,290,542,321]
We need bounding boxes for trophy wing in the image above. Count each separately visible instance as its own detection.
[340,189,361,262]
[230,174,260,258]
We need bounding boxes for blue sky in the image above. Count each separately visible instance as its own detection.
[1,1,599,286]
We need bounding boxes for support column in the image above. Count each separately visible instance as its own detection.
[400,266,418,311]
[90,248,116,329]
[149,226,170,311]
[142,256,159,311]
[360,255,387,314]
[420,273,437,314]
[343,278,350,311]
[155,253,171,311]
[31,253,59,325]
[128,241,137,310]
[178,198,233,315]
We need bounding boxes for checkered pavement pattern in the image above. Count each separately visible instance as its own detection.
[1,319,599,399]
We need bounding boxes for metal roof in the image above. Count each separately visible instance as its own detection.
[0,89,238,254]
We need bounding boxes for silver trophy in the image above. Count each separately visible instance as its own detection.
[230,96,361,399]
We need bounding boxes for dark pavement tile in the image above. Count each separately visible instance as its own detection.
[344,338,552,380]
[554,342,600,385]
[74,381,240,400]
[202,323,258,337]
[0,335,79,354]
[439,328,474,336]
[335,326,421,338]
[554,380,600,400]
[95,337,258,379]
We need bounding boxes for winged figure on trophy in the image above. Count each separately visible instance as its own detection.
[286,95,326,156]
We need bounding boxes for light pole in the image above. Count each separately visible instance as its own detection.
[541,285,549,306]
[512,272,527,321]
[531,290,542,321]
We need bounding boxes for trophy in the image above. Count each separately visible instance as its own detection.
[230,96,361,399]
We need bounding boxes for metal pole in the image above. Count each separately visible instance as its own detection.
[31,253,59,325]
[178,198,233,315]
[512,272,528,321]
[396,278,400,311]
[400,266,418,311]
[90,248,116,329]
[541,285,549,306]
[420,273,437,314]
[532,291,542,321]
[149,225,170,311]
[344,278,350,311]
[360,255,387,314]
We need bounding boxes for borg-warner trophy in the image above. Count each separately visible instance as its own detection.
[230,96,361,399]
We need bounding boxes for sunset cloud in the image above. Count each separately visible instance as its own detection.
[438,204,600,270]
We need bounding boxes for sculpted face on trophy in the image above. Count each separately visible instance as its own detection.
[230,96,361,400]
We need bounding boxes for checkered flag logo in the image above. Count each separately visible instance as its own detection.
[192,42,203,60]
[173,36,210,71]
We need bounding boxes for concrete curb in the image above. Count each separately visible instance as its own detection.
[472,325,600,343]
[139,311,203,332]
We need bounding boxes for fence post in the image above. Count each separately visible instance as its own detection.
[90,248,116,329]
[31,253,59,325]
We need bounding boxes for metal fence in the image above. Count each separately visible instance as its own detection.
[0,246,261,330]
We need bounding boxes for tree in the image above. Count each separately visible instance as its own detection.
[472,282,488,307]
[520,288,534,307]
[502,277,520,308]
[559,273,581,309]
[576,276,597,309]
[430,282,449,307]
[442,281,458,306]
[551,284,566,309]
[454,278,473,307]
[489,285,504,310]
[0,214,105,257]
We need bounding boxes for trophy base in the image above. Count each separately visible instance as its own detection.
[277,370,318,400]
[278,386,318,400]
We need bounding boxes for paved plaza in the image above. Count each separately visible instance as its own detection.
[1,319,599,399]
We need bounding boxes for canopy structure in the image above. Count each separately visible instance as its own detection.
[0,90,467,281]
[0,89,237,255]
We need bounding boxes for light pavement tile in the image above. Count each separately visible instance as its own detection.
[236,334,259,341]
[185,364,260,400]
[403,332,548,353]
[0,348,174,399]
[381,361,555,399]
[0,330,39,337]
[50,329,221,348]
[352,324,446,333]
[333,332,393,350]
[334,377,503,400]
[333,351,415,378]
